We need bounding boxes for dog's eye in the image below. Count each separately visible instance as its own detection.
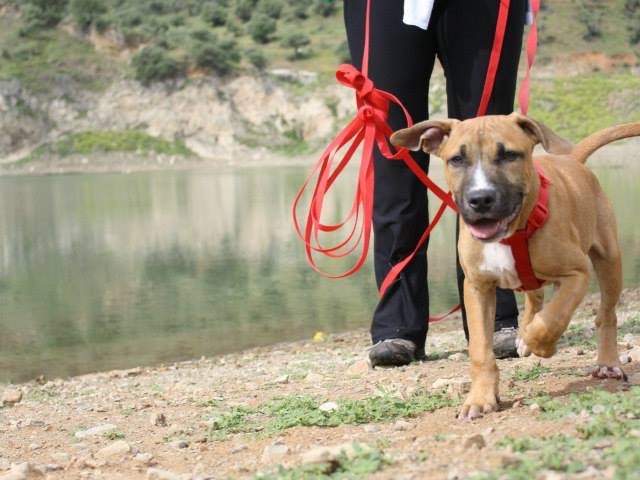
[448,155,466,167]
[496,150,523,164]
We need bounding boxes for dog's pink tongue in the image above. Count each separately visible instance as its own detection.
[468,220,501,240]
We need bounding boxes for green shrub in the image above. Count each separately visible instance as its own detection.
[131,46,182,85]
[289,0,309,19]
[313,0,337,18]
[21,0,68,31]
[235,0,256,22]
[281,32,310,60]
[192,37,240,76]
[248,13,276,43]
[246,47,268,71]
[257,0,284,19]
[201,3,227,27]
[69,0,107,32]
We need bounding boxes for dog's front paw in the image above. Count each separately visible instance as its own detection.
[457,392,499,420]
[516,336,532,357]
[591,365,628,381]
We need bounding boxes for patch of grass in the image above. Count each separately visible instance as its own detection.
[23,130,195,162]
[558,322,597,350]
[208,391,456,440]
[255,444,388,480]
[476,387,640,480]
[528,73,640,141]
[104,431,125,440]
[620,315,640,336]
[0,16,124,94]
[510,362,552,381]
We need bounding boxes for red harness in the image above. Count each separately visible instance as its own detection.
[499,163,550,291]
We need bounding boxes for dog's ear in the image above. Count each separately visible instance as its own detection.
[390,119,459,154]
[510,113,573,154]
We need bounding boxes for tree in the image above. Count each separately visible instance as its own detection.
[69,0,108,32]
[192,36,240,76]
[282,32,310,60]
[248,13,276,44]
[202,3,227,27]
[246,47,268,71]
[21,0,68,31]
[132,47,182,86]
[257,0,284,20]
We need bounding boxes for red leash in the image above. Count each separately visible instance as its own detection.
[293,0,539,322]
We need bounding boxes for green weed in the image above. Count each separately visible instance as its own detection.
[475,387,640,480]
[510,362,552,381]
[207,391,456,440]
[23,130,194,162]
[104,431,125,440]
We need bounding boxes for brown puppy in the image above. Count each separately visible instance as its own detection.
[391,113,640,420]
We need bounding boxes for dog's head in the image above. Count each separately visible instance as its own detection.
[391,113,572,242]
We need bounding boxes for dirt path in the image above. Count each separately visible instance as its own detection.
[1,289,640,480]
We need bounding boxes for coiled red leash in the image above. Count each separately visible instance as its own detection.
[293,0,539,322]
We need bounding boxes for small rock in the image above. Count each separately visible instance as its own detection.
[627,372,640,385]
[230,444,248,454]
[273,375,289,384]
[529,403,541,412]
[392,420,414,431]
[431,377,471,396]
[346,359,370,375]
[363,425,381,433]
[447,352,468,362]
[96,440,131,460]
[625,346,640,362]
[261,443,289,464]
[463,433,486,449]
[74,424,117,439]
[300,442,372,465]
[0,462,43,480]
[1,389,22,405]
[150,412,167,427]
[536,471,565,480]
[146,468,182,480]
[133,453,154,465]
[169,440,189,449]
[304,372,324,383]
[49,453,70,466]
[447,463,466,480]
[318,401,338,413]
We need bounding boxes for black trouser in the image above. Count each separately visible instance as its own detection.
[343,0,526,348]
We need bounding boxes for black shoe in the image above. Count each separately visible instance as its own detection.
[369,339,418,367]
[493,327,519,359]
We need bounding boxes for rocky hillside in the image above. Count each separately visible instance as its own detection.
[0,72,354,163]
[0,0,639,167]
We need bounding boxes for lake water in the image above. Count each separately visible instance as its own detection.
[1,152,640,383]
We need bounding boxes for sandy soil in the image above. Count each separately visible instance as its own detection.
[1,287,639,480]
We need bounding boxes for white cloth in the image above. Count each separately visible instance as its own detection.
[403,0,435,30]
[403,0,533,31]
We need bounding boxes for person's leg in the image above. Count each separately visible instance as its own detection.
[344,1,437,364]
[435,0,527,352]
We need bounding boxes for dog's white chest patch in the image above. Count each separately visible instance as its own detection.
[479,243,521,289]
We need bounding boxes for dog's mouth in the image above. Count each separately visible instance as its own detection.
[465,206,521,242]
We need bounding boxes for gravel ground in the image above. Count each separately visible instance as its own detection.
[1,288,640,480]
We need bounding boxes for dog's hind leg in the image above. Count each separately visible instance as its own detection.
[589,228,626,380]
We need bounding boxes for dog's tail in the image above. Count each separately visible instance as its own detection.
[571,122,640,164]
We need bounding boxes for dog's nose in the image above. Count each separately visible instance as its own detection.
[467,189,497,213]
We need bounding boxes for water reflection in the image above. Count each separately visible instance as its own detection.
[0,156,639,382]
